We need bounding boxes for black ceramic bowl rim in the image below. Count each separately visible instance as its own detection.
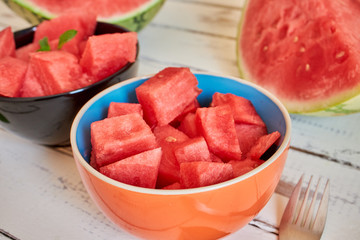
[0,22,139,103]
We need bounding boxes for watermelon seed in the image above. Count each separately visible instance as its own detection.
[165,136,177,143]
[335,51,345,59]
[263,46,269,51]
[305,64,310,71]
[299,47,306,53]
[293,36,299,43]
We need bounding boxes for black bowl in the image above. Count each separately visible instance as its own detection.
[0,22,139,146]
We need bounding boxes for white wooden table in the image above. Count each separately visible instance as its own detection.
[1,0,360,239]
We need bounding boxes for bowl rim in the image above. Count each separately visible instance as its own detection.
[0,22,139,103]
[70,71,292,196]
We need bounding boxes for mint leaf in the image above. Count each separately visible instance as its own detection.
[57,29,78,50]
[37,37,50,51]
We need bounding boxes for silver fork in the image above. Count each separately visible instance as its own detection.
[279,175,330,240]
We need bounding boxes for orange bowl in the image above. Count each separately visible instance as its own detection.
[70,72,291,240]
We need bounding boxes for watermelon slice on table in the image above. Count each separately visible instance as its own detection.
[136,67,202,127]
[0,57,28,97]
[235,123,267,158]
[0,27,15,58]
[211,92,265,126]
[174,137,212,164]
[3,0,165,32]
[247,131,281,160]
[91,113,158,167]
[153,124,189,188]
[107,102,143,118]
[99,148,162,189]
[79,32,137,82]
[229,158,264,177]
[28,51,85,95]
[180,162,234,188]
[196,105,242,161]
[238,0,360,115]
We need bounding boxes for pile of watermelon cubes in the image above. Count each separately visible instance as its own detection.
[90,67,281,189]
[0,12,137,98]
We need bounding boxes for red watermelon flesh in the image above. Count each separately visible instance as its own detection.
[235,123,268,158]
[29,51,84,95]
[247,131,281,160]
[91,113,158,167]
[196,105,242,161]
[180,162,234,188]
[162,182,182,190]
[0,57,27,97]
[178,112,200,138]
[0,27,15,58]
[211,92,265,126]
[153,124,189,188]
[20,62,46,97]
[107,102,143,118]
[49,38,80,57]
[33,11,96,44]
[99,147,162,189]
[229,158,264,177]
[171,99,200,126]
[80,32,137,82]
[238,0,360,113]
[136,67,202,127]
[174,137,212,164]
[15,42,39,62]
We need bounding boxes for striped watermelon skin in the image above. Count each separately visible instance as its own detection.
[2,0,165,32]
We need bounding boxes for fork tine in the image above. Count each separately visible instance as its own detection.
[311,179,330,233]
[302,177,321,228]
[280,175,304,226]
[295,175,313,225]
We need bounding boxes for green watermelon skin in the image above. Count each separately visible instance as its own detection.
[2,0,165,32]
[238,0,360,115]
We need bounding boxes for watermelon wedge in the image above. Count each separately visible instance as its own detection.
[3,0,165,32]
[0,27,15,58]
[237,0,360,115]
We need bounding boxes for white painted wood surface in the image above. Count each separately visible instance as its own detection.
[1,0,359,239]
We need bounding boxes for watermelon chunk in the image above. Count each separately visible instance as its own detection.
[180,162,233,188]
[33,11,97,44]
[100,148,162,189]
[0,27,15,58]
[28,51,84,95]
[196,105,242,161]
[0,57,28,97]
[247,131,281,160]
[15,42,39,62]
[136,67,202,127]
[229,158,264,177]
[79,32,137,82]
[107,102,143,118]
[211,92,265,126]
[49,38,80,57]
[20,62,46,97]
[178,112,200,138]
[91,113,158,167]
[235,123,268,158]
[153,124,189,188]
[162,182,182,190]
[174,137,212,164]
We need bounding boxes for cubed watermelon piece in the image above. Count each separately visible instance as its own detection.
[79,32,137,82]
[235,123,268,158]
[49,38,80,57]
[171,99,200,126]
[180,162,234,188]
[211,92,265,127]
[0,27,15,58]
[15,42,38,62]
[228,158,264,177]
[0,57,27,97]
[91,113,158,167]
[20,62,46,97]
[100,148,162,189]
[136,67,202,127]
[153,124,189,188]
[162,182,182,190]
[247,131,281,160]
[196,105,242,161]
[107,102,143,118]
[33,11,97,44]
[178,112,200,138]
[174,137,212,164]
[28,51,84,95]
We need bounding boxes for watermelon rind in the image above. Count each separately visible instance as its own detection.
[2,0,165,32]
[236,0,360,116]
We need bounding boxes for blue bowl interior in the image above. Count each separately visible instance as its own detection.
[76,73,287,163]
